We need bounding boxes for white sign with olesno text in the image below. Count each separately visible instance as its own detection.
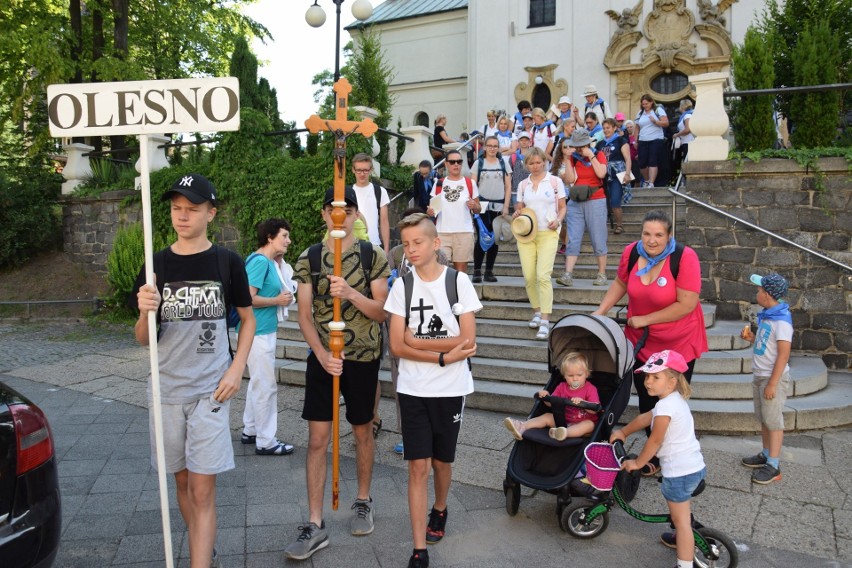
[47,77,240,137]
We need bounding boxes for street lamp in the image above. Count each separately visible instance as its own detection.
[305,0,374,82]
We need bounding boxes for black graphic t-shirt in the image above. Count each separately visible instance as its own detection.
[132,246,252,404]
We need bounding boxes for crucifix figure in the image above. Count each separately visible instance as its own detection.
[411,298,434,336]
[304,77,377,511]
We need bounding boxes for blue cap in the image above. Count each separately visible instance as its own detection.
[750,272,788,300]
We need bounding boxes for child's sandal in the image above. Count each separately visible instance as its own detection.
[640,462,659,477]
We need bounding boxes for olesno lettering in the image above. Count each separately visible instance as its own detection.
[46,77,240,137]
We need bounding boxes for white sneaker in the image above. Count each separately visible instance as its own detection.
[536,324,550,340]
[593,273,607,286]
[529,314,541,328]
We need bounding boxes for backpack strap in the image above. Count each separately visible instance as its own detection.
[464,177,473,198]
[308,242,323,298]
[403,271,414,328]
[475,154,485,184]
[372,182,383,220]
[444,267,459,322]
[359,240,374,298]
[214,245,235,358]
[627,242,684,280]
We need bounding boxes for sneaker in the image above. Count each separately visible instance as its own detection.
[741,453,767,468]
[284,522,329,560]
[549,427,568,441]
[255,441,294,455]
[472,270,482,283]
[426,507,448,544]
[528,314,541,328]
[408,550,430,568]
[210,547,222,568]
[504,417,526,441]
[394,441,404,455]
[484,271,498,282]
[752,464,782,485]
[593,273,607,286]
[642,181,654,188]
[350,497,374,535]
[660,531,677,549]
[536,324,549,340]
[556,272,573,287]
[240,432,255,445]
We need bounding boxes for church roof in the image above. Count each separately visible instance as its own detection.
[345,0,468,29]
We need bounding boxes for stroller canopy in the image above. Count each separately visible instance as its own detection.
[549,315,634,378]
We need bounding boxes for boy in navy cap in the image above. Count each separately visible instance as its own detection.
[133,173,256,567]
[740,272,792,485]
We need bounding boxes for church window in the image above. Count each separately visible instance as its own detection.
[651,72,689,95]
[529,0,556,28]
[414,112,429,127]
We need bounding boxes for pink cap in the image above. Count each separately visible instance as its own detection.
[614,112,626,121]
[634,350,689,374]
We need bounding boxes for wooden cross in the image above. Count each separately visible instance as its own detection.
[304,77,377,511]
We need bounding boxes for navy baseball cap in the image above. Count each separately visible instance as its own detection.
[750,272,788,300]
[163,173,218,206]
[324,186,359,208]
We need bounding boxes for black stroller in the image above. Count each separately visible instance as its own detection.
[502,314,643,528]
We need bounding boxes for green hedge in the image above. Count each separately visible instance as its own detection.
[0,166,62,268]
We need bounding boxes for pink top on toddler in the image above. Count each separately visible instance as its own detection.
[552,382,600,424]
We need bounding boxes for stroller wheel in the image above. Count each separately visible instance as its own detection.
[505,482,520,516]
[561,501,609,538]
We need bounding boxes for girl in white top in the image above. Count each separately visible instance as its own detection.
[495,116,519,157]
[610,350,706,568]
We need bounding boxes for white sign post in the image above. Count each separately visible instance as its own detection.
[48,77,240,568]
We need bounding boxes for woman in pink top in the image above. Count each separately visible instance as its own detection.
[592,209,707,475]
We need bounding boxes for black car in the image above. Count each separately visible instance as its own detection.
[0,381,61,568]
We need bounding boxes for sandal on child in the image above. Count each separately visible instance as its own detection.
[614,225,624,234]
[640,462,660,477]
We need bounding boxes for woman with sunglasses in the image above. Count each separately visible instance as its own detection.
[592,209,707,476]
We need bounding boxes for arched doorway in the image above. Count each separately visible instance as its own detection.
[414,111,429,127]
[532,84,552,112]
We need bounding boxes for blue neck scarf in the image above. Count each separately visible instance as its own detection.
[757,303,792,326]
[572,152,591,167]
[497,128,512,137]
[560,111,572,120]
[535,120,553,132]
[588,124,603,137]
[603,132,620,145]
[635,238,677,276]
[585,98,605,110]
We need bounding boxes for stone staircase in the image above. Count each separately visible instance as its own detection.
[269,188,852,433]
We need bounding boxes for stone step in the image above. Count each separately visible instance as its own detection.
[622,371,852,433]
[474,301,717,327]
[271,361,848,433]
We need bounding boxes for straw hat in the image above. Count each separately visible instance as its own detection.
[492,214,515,243]
[511,208,538,243]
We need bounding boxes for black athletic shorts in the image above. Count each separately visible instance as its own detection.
[302,352,380,425]
[398,393,465,463]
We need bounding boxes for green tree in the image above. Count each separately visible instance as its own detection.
[347,28,396,163]
[230,36,262,110]
[789,22,842,148]
[731,27,776,151]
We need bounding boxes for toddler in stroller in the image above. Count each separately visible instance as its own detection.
[504,352,600,442]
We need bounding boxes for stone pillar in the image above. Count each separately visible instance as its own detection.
[688,72,730,161]
[353,105,381,177]
[399,125,433,167]
[134,134,171,191]
[61,143,95,195]
[443,142,472,177]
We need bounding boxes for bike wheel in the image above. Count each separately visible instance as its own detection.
[693,527,739,568]
[614,468,641,503]
[505,482,520,516]
[560,501,609,538]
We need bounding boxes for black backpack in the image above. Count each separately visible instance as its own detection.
[307,240,375,301]
[475,154,508,184]
[627,242,685,279]
[402,268,460,328]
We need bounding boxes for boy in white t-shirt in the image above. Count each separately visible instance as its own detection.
[350,153,391,256]
[740,272,792,485]
[426,149,481,273]
[386,212,481,568]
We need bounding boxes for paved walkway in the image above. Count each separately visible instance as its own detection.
[1,321,850,567]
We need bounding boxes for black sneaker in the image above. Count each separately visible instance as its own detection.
[741,453,767,468]
[483,271,498,282]
[660,531,677,549]
[240,432,256,445]
[752,464,782,485]
[472,270,482,283]
[408,549,429,568]
[426,507,447,544]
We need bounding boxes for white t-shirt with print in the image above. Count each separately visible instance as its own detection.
[496,130,517,153]
[385,266,482,397]
[752,317,793,377]
[470,156,512,205]
[431,177,479,233]
[518,173,566,231]
[652,391,705,478]
[352,182,390,246]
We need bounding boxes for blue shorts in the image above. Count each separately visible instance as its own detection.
[661,467,706,503]
[565,198,608,257]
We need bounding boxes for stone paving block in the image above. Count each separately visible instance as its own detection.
[91,473,150,494]
[102,457,150,475]
[246,551,285,568]
[307,542,381,568]
[60,474,98,496]
[54,537,121,567]
[247,502,301,527]
[53,457,106,481]
[62,513,133,541]
[112,532,182,564]
[751,458,843,508]
[838,537,852,563]
[125,508,184,536]
[751,497,836,559]
[451,443,512,492]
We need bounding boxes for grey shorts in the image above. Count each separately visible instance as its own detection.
[752,372,790,431]
[149,394,235,475]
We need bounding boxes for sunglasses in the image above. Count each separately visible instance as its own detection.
[446,159,464,165]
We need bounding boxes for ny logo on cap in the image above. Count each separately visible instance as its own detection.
[179,175,194,187]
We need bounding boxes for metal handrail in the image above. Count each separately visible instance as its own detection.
[667,179,851,273]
